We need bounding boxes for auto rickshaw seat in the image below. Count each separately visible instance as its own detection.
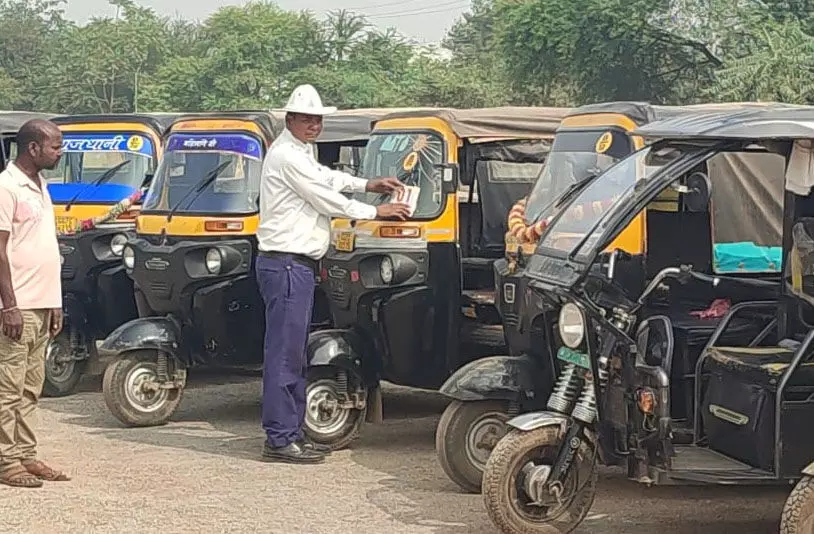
[706,346,814,387]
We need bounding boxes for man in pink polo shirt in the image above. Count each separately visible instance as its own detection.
[0,119,68,488]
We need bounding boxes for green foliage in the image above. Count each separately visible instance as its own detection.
[0,0,812,113]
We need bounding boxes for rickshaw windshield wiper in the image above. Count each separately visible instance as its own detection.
[166,160,232,222]
[64,160,132,212]
[554,176,595,209]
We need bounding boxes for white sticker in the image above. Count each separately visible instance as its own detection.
[389,185,420,217]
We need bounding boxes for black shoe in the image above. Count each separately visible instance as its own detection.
[297,439,332,454]
[262,442,325,464]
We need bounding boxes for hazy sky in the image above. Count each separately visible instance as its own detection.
[63,0,470,44]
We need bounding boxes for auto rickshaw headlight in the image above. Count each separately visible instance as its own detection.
[380,256,393,284]
[110,233,128,257]
[123,246,135,270]
[205,248,222,275]
[559,302,585,348]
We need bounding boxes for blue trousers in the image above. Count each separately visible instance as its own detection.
[255,255,315,448]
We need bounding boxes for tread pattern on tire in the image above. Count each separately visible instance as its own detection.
[781,476,814,534]
[482,427,597,534]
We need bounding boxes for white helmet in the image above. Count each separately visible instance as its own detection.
[283,84,337,116]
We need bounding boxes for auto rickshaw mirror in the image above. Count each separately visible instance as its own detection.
[682,171,711,212]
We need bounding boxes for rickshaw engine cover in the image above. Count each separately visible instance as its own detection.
[700,346,814,474]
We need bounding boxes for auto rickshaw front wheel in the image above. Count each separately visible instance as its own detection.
[102,350,183,427]
[42,332,87,398]
[303,367,365,451]
[483,426,597,534]
[435,400,510,494]
[781,475,814,534]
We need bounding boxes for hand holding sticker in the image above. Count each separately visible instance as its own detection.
[388,185,420,217]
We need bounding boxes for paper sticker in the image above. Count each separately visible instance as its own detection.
[595,132,613,154]
[389,185,420,217]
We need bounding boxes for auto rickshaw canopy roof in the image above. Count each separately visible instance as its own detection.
[375,107,572,143]
[564,101,796,127]
[51,113,182,135]
[316,108,430,143]
[168,111,286,143]
[633,103,814,140]
[0,111,59,134]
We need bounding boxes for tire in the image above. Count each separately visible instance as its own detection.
[303,367,365,451]
[483,426,598,534]
[102,351,183,427]
[436,400,510,493]
[42,334,87,398]
[781,475,814,534]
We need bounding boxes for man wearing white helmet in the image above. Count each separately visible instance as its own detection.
[257,84,410,464]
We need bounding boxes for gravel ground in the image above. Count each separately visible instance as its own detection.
[0,372,791,534]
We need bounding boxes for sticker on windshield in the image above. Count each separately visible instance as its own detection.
[595,132,613,154]
[61,133,154,157]
[389,185,420,217]
[166,133,262,160]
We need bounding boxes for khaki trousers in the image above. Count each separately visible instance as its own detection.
[0,309,50,471]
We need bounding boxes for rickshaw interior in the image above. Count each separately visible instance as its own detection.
[535,134,788,438]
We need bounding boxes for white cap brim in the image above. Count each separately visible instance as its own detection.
[283,105,337,116]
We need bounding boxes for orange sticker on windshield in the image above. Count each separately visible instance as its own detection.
[403,151,419,172]
[595,132,613,154]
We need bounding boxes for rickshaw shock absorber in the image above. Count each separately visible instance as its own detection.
[572,379,597,424]
[547,364,582,414]
[336,369,348,396]
[69,325,81,352]
[157,352,169,382]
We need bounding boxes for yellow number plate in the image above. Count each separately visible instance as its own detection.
[55,216,77,234]
[335,231,355,252]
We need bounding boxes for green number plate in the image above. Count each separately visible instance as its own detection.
[557,346,591,369]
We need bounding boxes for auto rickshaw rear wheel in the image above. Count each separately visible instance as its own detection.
[303,367,365,451]
[436,400,510,493]
[483,426,597,534]
[781,475,814,534]
[102,350,183,427]
[42,332,87,398]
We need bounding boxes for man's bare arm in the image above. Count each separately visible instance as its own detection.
[0,231,17,308]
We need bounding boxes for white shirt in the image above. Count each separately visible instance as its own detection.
[257,129,378,259]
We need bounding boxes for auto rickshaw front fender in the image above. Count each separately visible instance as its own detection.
[803,462,814,477]
[439,354,543,402]
[507,411,570,434]
[98,316,181,359]
[306,329,366,375]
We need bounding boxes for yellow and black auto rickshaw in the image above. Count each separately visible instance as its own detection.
[43,113,179,397]
[305,107,569,449]
[96,110,389,427]
[435,101,780,493]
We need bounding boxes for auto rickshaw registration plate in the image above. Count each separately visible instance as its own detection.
[557,346,591,369]
[335,231,355,252]
[55,216,77,234]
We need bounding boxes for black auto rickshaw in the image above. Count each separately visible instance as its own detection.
[479,104,814,533]
[436,102,768,492]
[305,107,569,450]
[43,113,179,396]
[97,110,389,427]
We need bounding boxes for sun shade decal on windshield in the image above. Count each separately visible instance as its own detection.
[166,133,262,160]
[61,133,154,157]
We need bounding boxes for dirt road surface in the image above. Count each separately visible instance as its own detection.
[0,373,790,534]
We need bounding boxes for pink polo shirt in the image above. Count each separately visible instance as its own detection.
[0,162,61,310]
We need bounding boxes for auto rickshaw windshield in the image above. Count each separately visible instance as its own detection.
[39,132,154,188]
[537,144,690,258]
[354,131,444,218]
[142,132,262,214]
[524,129,632,224]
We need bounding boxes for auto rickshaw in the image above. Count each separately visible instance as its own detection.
[97,110,389,427]
[436,101,784,493]
[480,104,814,534]
[305,107,570,450]
[41,113,179,397]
